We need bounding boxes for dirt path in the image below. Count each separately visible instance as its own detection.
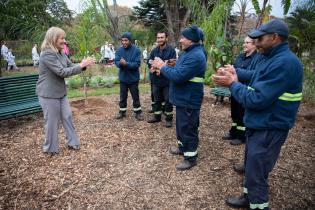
[0,94,314,209]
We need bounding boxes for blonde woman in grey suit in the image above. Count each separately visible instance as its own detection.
[36,27,94,155]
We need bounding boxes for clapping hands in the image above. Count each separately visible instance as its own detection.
[119,58,127,66]
[212,65,238,87]
[151,57,166,70]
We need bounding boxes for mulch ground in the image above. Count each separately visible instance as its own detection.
[0,92,314,210]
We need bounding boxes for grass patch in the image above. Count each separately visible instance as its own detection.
[67,83,150,98]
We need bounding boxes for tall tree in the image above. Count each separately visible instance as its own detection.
[134,0,218,46]
[0,0,72,41]
[89,0,122,46]
[252,0,291,27]
[235,0,252,39]
[287,0,315,55]
[132,0,167,33]
[163,0,191,46]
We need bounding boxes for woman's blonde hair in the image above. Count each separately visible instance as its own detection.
[41,27,65,52]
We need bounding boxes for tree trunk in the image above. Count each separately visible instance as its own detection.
[237,15,245,39]
[95,0,121,46]
[163,0,190,47]
[256,0,268,27]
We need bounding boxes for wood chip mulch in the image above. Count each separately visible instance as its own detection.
[0,92,314,210]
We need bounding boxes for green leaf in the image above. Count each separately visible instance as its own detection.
[251,0,261,14]
[281,0,291,15]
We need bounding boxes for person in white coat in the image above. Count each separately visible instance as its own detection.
[1,40,8,70]
[108,43,115,63]
[100,42,110,64]
[6,48,19,70]
[32,44,40,66]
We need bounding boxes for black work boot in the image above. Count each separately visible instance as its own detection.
[115,112,126,119]
[233,163,245,174]
[169,146,183,155]
[147,115,161,123]
[226,194,249,208]
[165,120,172,128]
[222,133,237,140]
[135,112,144,121]
[230,139,245,145]
[67,145,80,150]
[176,160,197,171]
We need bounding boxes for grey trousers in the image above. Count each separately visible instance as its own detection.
[39,96,80,153]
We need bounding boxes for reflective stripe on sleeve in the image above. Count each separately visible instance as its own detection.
[154,111,162,115]
[119,108,127,111]
[189,77,204,83]
[278,92,302,101]
[247,86,302,102]
[232,122,237,126]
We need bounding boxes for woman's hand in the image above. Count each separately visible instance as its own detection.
[80,57,95,68]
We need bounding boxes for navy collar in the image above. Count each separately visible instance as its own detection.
[123,44,133,50]
[246,50,257,58]
[158,43,171,51]
[263,42,289,58]
[184,43,200,52]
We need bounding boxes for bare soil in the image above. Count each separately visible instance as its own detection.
[0,93,314,210]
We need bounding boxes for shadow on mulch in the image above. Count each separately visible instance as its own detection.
[0,93,314,210]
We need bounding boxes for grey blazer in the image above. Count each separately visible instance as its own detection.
[36,49,82,98]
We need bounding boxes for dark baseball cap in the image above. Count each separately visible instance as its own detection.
[248,19,289,39]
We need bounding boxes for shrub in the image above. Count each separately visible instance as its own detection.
[303,66,315,102]
[67,75,82,89]
[89,75,104,88]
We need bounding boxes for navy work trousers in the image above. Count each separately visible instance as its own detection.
[244,129,288,210]
[229,96,246,140]
[153,84,173,121]
[119,82,142,113]
[176,107,200,162]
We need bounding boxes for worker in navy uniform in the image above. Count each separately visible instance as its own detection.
[222,36,260,145]
[152,25,207,171]
[147,31,176,127]
[226,42,266,173]
[213,19,303,210]
[114,32,144,121]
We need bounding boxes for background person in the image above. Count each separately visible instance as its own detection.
[32,43,40,66]
[36,26,94,155]
[108,43,115,65]
[6,48,19,70]
[222,36,260,146]
[1,40,8,70]
[63,41,70,58]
